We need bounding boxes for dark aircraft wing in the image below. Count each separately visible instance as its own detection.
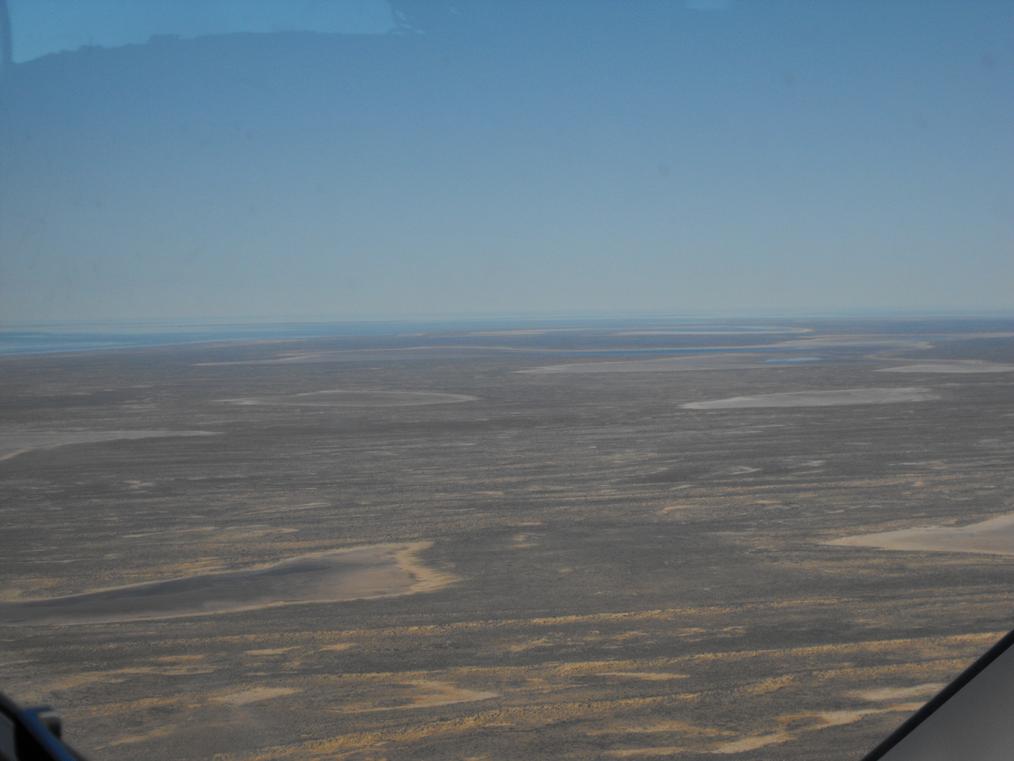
[861,628,1014,761]
[0,693,85,761]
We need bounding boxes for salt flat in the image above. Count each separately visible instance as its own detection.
[218,389,477,407]
[878,360,1014,374]
[830,512,1014,558]
[519,353,778,374]
[682,387,937,410]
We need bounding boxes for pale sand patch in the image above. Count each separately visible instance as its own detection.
[0,448,31,462]
[683,387,937,410]
[121,525,297,542]
[722,465,761,476]
[828,511,1014,557]
[612,326,813,336]
[198,344,692,366]
[243,697,751,760]
[739,674,795,696]
[603,701,922,758]
[657,504,694,515]
[511,533,537,549]
[519,354,776,375]
[599,671,689,682]
[0,429,219,462]
[805,703,926,728]
[245,647,296,656]
[218,389,476,407]
[105,725,175,747]
[710,731,793,753]
[851,683,944,702]
[519,337,929,373]
[775,337,934,350]
[809,710,870,728]
[212,687,300,706]
[196,350,345,366]
[506,637,554,653]
[949,331,1014,339]
[590,719,724,737]
[0,541,456,625]
[319,643,356,653]
[33,664,218,693]
[878,360,1014,374]
[337,680,498,714]
[607,746,687,758]
[0,576,65,602]
[780,702,927,731]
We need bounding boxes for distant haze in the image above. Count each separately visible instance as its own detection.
[1,1,1012,322]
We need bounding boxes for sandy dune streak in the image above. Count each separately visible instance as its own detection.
[217,389,477,407]
[170,633,990,760]
[0,542,456,625]
[0,429,219,463]
[682,387,937,410]
[828,511,1014,557]
[602,699,929,758]
[518,354,780,375]
[337,679,499,714]
[878,360,1014,374]
[196,346,774,366]
[611,326,814,336]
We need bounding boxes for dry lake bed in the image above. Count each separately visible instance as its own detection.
[3,318,1014,760]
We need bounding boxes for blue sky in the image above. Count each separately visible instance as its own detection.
[0,1,1012,321]
[6,0,395,61]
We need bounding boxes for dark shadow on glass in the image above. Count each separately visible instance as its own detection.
[862,628,1014,761]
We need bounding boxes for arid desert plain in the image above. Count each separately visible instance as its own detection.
[4,318,1014,760]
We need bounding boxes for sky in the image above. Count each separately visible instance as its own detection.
[5,0,395,62]
[0,0,1012,322]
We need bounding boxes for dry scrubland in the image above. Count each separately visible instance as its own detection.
[3,320,1014,760]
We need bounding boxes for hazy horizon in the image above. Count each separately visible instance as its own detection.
[2,0,1012,322]
[5,305,1014,328]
